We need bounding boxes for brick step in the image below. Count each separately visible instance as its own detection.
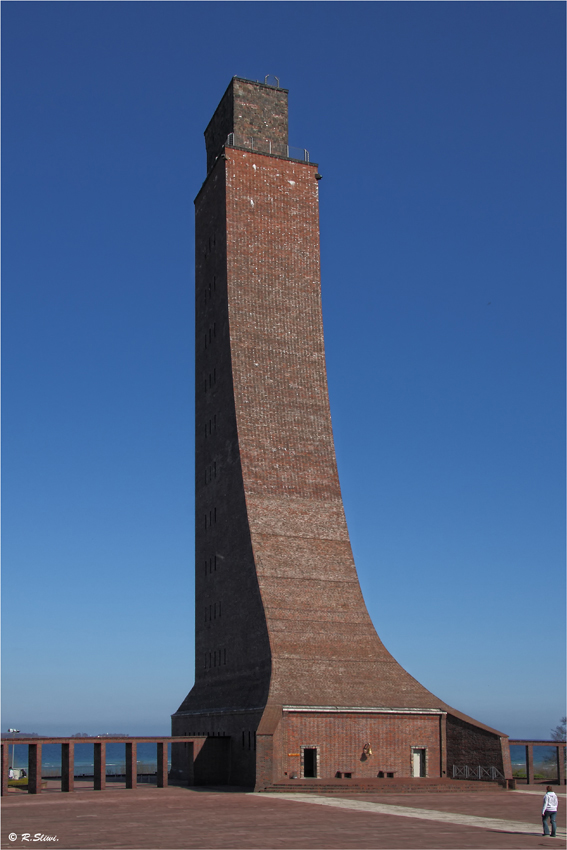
[259,777,505,794]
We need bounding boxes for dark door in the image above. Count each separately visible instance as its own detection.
[303,748,317,778]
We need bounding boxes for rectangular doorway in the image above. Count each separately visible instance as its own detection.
[411,748,426,777]
[302,748,318,778]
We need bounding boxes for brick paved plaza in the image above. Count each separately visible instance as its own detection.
[2,785,565,849]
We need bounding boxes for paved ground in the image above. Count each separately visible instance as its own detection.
[2,784,565,850]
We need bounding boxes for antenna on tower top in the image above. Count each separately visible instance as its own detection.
[264,75,280,88]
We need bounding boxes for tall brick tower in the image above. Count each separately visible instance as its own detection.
[172,77,512,789]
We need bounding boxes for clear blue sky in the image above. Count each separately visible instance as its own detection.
[2,2,564,739]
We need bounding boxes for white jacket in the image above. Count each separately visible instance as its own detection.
[543,791,558,814]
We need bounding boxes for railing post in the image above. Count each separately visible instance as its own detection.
[125,742,137,789]
[94,742,106,790]
[28,744,42,794]
[157,742,168,788]
[557,745,565,786]
[525,745,534,785]
[61,743,74,792]
[1,744,9,796]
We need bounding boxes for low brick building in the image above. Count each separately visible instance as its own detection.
[171,77,512,790]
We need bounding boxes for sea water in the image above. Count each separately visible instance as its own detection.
[6,742,171,777]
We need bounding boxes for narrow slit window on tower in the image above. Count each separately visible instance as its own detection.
[223,647,226,664]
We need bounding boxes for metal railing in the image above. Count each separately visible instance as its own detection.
[452,765,504,781]
[226,133,310,163]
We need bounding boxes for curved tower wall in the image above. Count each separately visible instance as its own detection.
[172,77,511,788]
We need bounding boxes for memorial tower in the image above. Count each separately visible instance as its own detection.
[172,77,512,789]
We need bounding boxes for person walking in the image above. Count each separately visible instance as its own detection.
[542,785,558,837]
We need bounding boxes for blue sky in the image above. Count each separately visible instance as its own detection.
[2,2,564,739]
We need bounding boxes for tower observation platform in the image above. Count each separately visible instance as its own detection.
[171,76,512,790]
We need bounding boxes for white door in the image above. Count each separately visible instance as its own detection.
[412,749,425,777]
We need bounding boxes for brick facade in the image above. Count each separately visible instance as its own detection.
[279,711,443,780]
[172,77,512,789]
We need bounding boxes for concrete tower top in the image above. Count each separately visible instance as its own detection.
[204,76,288,172]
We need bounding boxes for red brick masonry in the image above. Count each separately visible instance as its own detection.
[0,738,198,796]
[172,77,512,790]
[2,786,565,850]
